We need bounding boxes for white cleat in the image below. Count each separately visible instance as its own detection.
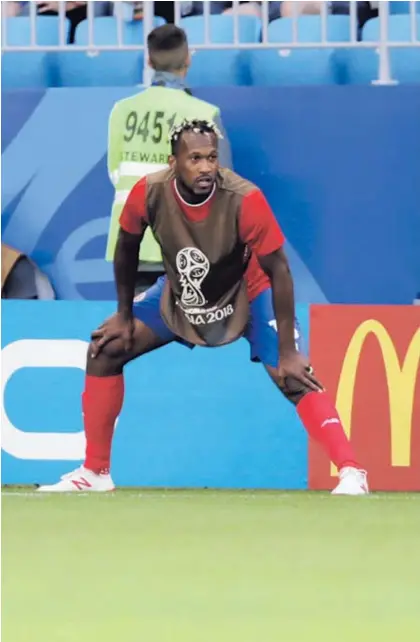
[37,466,115,492]
[331,467,369,496]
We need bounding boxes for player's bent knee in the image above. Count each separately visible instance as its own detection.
[266,366,312,405]
[278,377,314,405]
[99,339,127,360]
[86,338,128,370]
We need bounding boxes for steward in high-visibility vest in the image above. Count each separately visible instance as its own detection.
[106,23,232,266]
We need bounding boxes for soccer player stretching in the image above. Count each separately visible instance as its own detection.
[39,120,368,495]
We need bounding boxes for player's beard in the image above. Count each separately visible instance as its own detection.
[177,176,213,204]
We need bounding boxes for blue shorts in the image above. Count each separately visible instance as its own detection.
[133,276,303,369]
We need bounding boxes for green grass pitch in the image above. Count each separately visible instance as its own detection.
[2,489,420,642]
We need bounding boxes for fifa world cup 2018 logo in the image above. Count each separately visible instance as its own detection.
[176,247,210,307]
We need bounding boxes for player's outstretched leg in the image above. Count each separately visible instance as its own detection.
[265,366,369,495]
[37,318,170,492]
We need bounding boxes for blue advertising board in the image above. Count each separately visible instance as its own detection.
[1,300,309,488]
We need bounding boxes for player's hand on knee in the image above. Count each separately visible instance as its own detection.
[277,351,324,393]
[90,313,135,358]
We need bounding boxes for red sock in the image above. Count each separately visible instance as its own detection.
[297,391,359,469]
[83,374,124,474]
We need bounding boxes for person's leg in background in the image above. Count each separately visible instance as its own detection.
[280,1,324,17]
[222,2,262,17]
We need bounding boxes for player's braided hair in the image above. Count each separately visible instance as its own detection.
[169,119,223,155]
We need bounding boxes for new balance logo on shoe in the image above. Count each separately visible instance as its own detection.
[71,477,93,491]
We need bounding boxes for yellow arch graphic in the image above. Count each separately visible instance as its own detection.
[332,320,420,475]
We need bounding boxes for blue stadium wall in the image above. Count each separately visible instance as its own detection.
[2,86,420,305]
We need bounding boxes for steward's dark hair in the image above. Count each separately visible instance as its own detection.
[147,24,188,71]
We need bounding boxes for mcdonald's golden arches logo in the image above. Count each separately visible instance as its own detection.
[331,320,420,475]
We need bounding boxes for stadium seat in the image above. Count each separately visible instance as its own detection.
[389,1,420,14]
[267,15,352,42]
[57,16,165,87]
[249,16,351,86]
[75,16,166,45]
[342,15,420,84]
[187,48,251,86]
[181,15,261,86]
[1,15,69,44]
[1,17,69,88]
[181,14,261,43]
